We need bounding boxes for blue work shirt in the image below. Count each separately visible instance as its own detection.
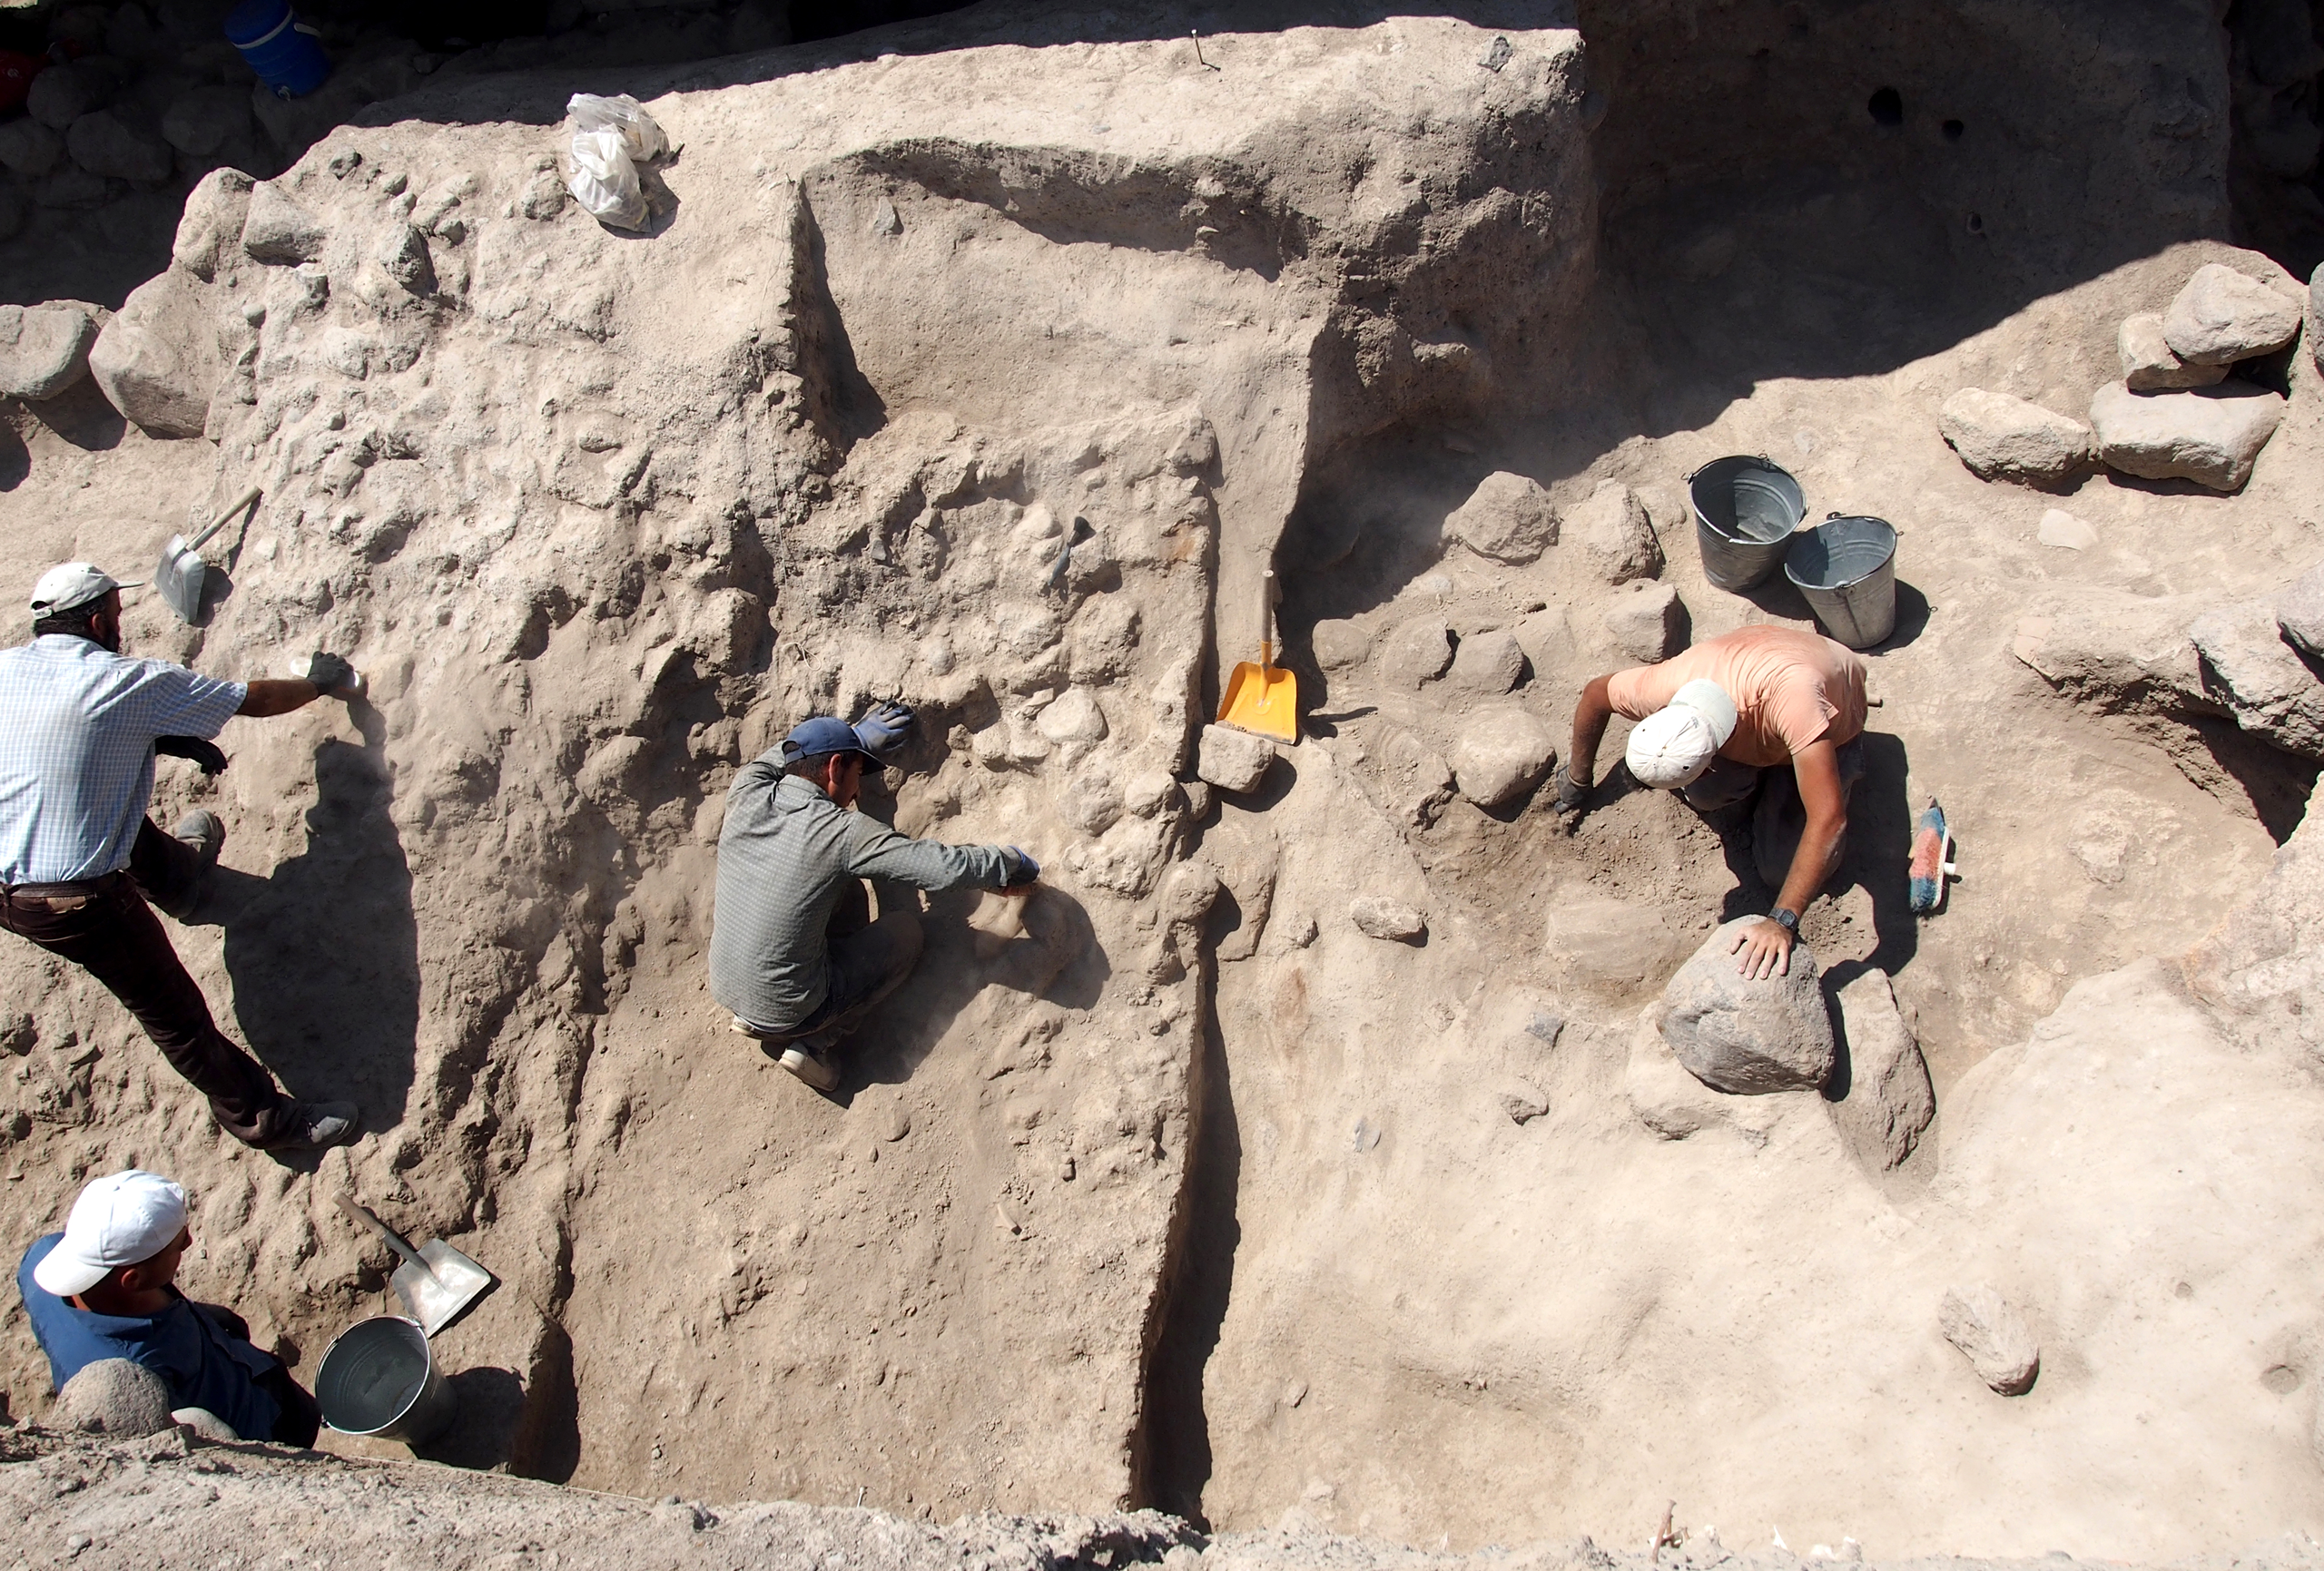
[0,634,245,884]
[17,1233,282,1440]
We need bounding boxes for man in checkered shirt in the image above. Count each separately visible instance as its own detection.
[0,562,366,1152]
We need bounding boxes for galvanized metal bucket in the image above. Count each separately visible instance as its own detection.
[1784,515,1898,649]
[315,1315,458,1446]
[1689,456,1805,592]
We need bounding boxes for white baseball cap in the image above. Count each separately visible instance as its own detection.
[32,1171,189,1298]
[29,562,142,616]
[1625,678,1740,789]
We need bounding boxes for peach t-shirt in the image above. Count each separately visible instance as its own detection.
[1605,625,1867,770]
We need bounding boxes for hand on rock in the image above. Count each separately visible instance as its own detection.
[1000,845,1040,894]
[306,652,363,698]
[1729,915,1794,980]
[1551,763,1590,829]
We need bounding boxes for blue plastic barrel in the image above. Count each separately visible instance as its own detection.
[225,0,330,99]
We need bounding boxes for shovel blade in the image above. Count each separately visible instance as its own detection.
[1217,661,1298,743]
[389,1242,495,1338]
[154,537,207,625]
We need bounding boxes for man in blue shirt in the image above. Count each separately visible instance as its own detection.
[18,1169,319,1444]
[0,562,365,1150]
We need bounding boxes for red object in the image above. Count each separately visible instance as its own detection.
[0,51,44,117]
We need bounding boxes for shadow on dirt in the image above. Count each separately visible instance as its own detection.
[202,727,420,1134]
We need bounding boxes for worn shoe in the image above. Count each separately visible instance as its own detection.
[158,810,225,918]
[777,1046,841,1093]
[266,1100,361,1152]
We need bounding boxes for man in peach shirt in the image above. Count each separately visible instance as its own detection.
[1559,625,1869,979]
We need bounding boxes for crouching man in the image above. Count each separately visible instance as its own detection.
[710,707,1039,1092]
[17,1169,320,1445]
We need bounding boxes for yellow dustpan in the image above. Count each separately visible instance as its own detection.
[1217,568,1298,742]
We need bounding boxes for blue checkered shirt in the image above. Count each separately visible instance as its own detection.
[0,635,247,885]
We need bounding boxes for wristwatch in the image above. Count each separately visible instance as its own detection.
[1769,907,1800,935]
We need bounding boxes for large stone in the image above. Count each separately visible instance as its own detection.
[1443,470,1558,565]
[0,116,64,178]
[160,84,253,159]
[1357,725,1454,829]
[241,182,330,265]
[1831,970,1935,1170]
[56,1358,175,1437]
[2162,262,2303,366]
[66,111,172,182]
[375,222,436,296]
[26,62,110,131]
[1604,581,1684,663]
[172,168,255,281]
[2089,380,2285,491]
[87,268,221,437]
[0,302,100,400]
[1450,706,1556,809]
[1309,617,1373,672]
[2118,311,2227,391]
[1446,627,1523,693]
[1938,387,2092,486]
[2277,563,2324,660]
[1938,1285,2041,1396]
[2011,589,2211,722]
[1569,480,1662,584]
[1658,918,1836,1095]
[2187,599,2324,759]
[1376,617,1453,688]
[1350,895,1426,941]
[1196,723,1275,793]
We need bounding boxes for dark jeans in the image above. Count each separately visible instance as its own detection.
[197,1301,320,1446]
[1684,737,1868,891]
[743,880,925,1046]
[0,824,292,1145]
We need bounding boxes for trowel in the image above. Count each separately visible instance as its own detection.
[154,485,261,625]
[338,1197,496,1339]
[1216,568,1298,743]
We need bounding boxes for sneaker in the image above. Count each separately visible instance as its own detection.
[265,1100,361,1152]
[159,810,225,918]
[777,1046,841,1092]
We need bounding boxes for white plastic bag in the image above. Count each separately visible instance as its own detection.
[567,92,665,162]
[566,126,645,231]
[563,93,665,231]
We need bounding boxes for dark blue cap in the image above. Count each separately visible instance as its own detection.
[781,716,871,765]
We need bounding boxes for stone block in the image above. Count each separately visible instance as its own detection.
[1658,918,1836,1094]
[1939,387,2092,486]
[1308,617,1373,672]
[1196,723,1275,793]
[1830,969,1935,1170]
[66,110,172,182]
[1443,470,1557,564]
[2162,262,2303,366]
[0,302,99,400]
[241,182,329,264]
[1376,617,1453,688]
[1447,627,1523,693]
[2118,311,2227,391]
[1450,706,1556,809]
[2090,380,2285,491]
[1938,1285,2040,1395]
[2188,599,2324,759]
[1350,895,1425,941]
[56,1359,174,1437]
[1604,581,1684,663]
[0,116,64,177]
[88,268,220,437]
[1570,480,1662,584]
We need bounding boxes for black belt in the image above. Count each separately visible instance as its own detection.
[3,870,128,904]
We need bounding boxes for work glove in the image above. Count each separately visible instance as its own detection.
[1000,846,1041,888]
[154,735,228,776]
[1551,763,1589,823]
[852,700,915,759]
[305,652,362,696]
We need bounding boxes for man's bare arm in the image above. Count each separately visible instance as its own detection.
[1730,738,1846,979]
[1567,674,1617,785]
[236,679,324,718]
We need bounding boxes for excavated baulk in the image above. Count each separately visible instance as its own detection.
[0,7,1600,1518]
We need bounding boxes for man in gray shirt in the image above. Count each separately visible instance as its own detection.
[710,708,1038,1092]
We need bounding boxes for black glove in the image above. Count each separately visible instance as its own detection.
[305,652,359,694]
[1551,763,1588,820]
[155,735,228,776]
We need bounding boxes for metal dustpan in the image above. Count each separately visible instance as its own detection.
[1216,567,1298,743]
[155,485,260,625]
[339,1197,495,1339]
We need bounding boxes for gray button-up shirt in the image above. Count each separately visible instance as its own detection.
[709,759,1018,1031]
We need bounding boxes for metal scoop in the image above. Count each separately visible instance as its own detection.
[337,1197,496,1340]
[155,485,261,625]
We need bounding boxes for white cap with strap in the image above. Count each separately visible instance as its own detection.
[31,1170,189,1298]
[30,562,143,616]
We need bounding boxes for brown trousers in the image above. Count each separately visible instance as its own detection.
[0,820,292,1145]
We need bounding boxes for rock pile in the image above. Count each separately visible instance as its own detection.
[1941,260,2301,493]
